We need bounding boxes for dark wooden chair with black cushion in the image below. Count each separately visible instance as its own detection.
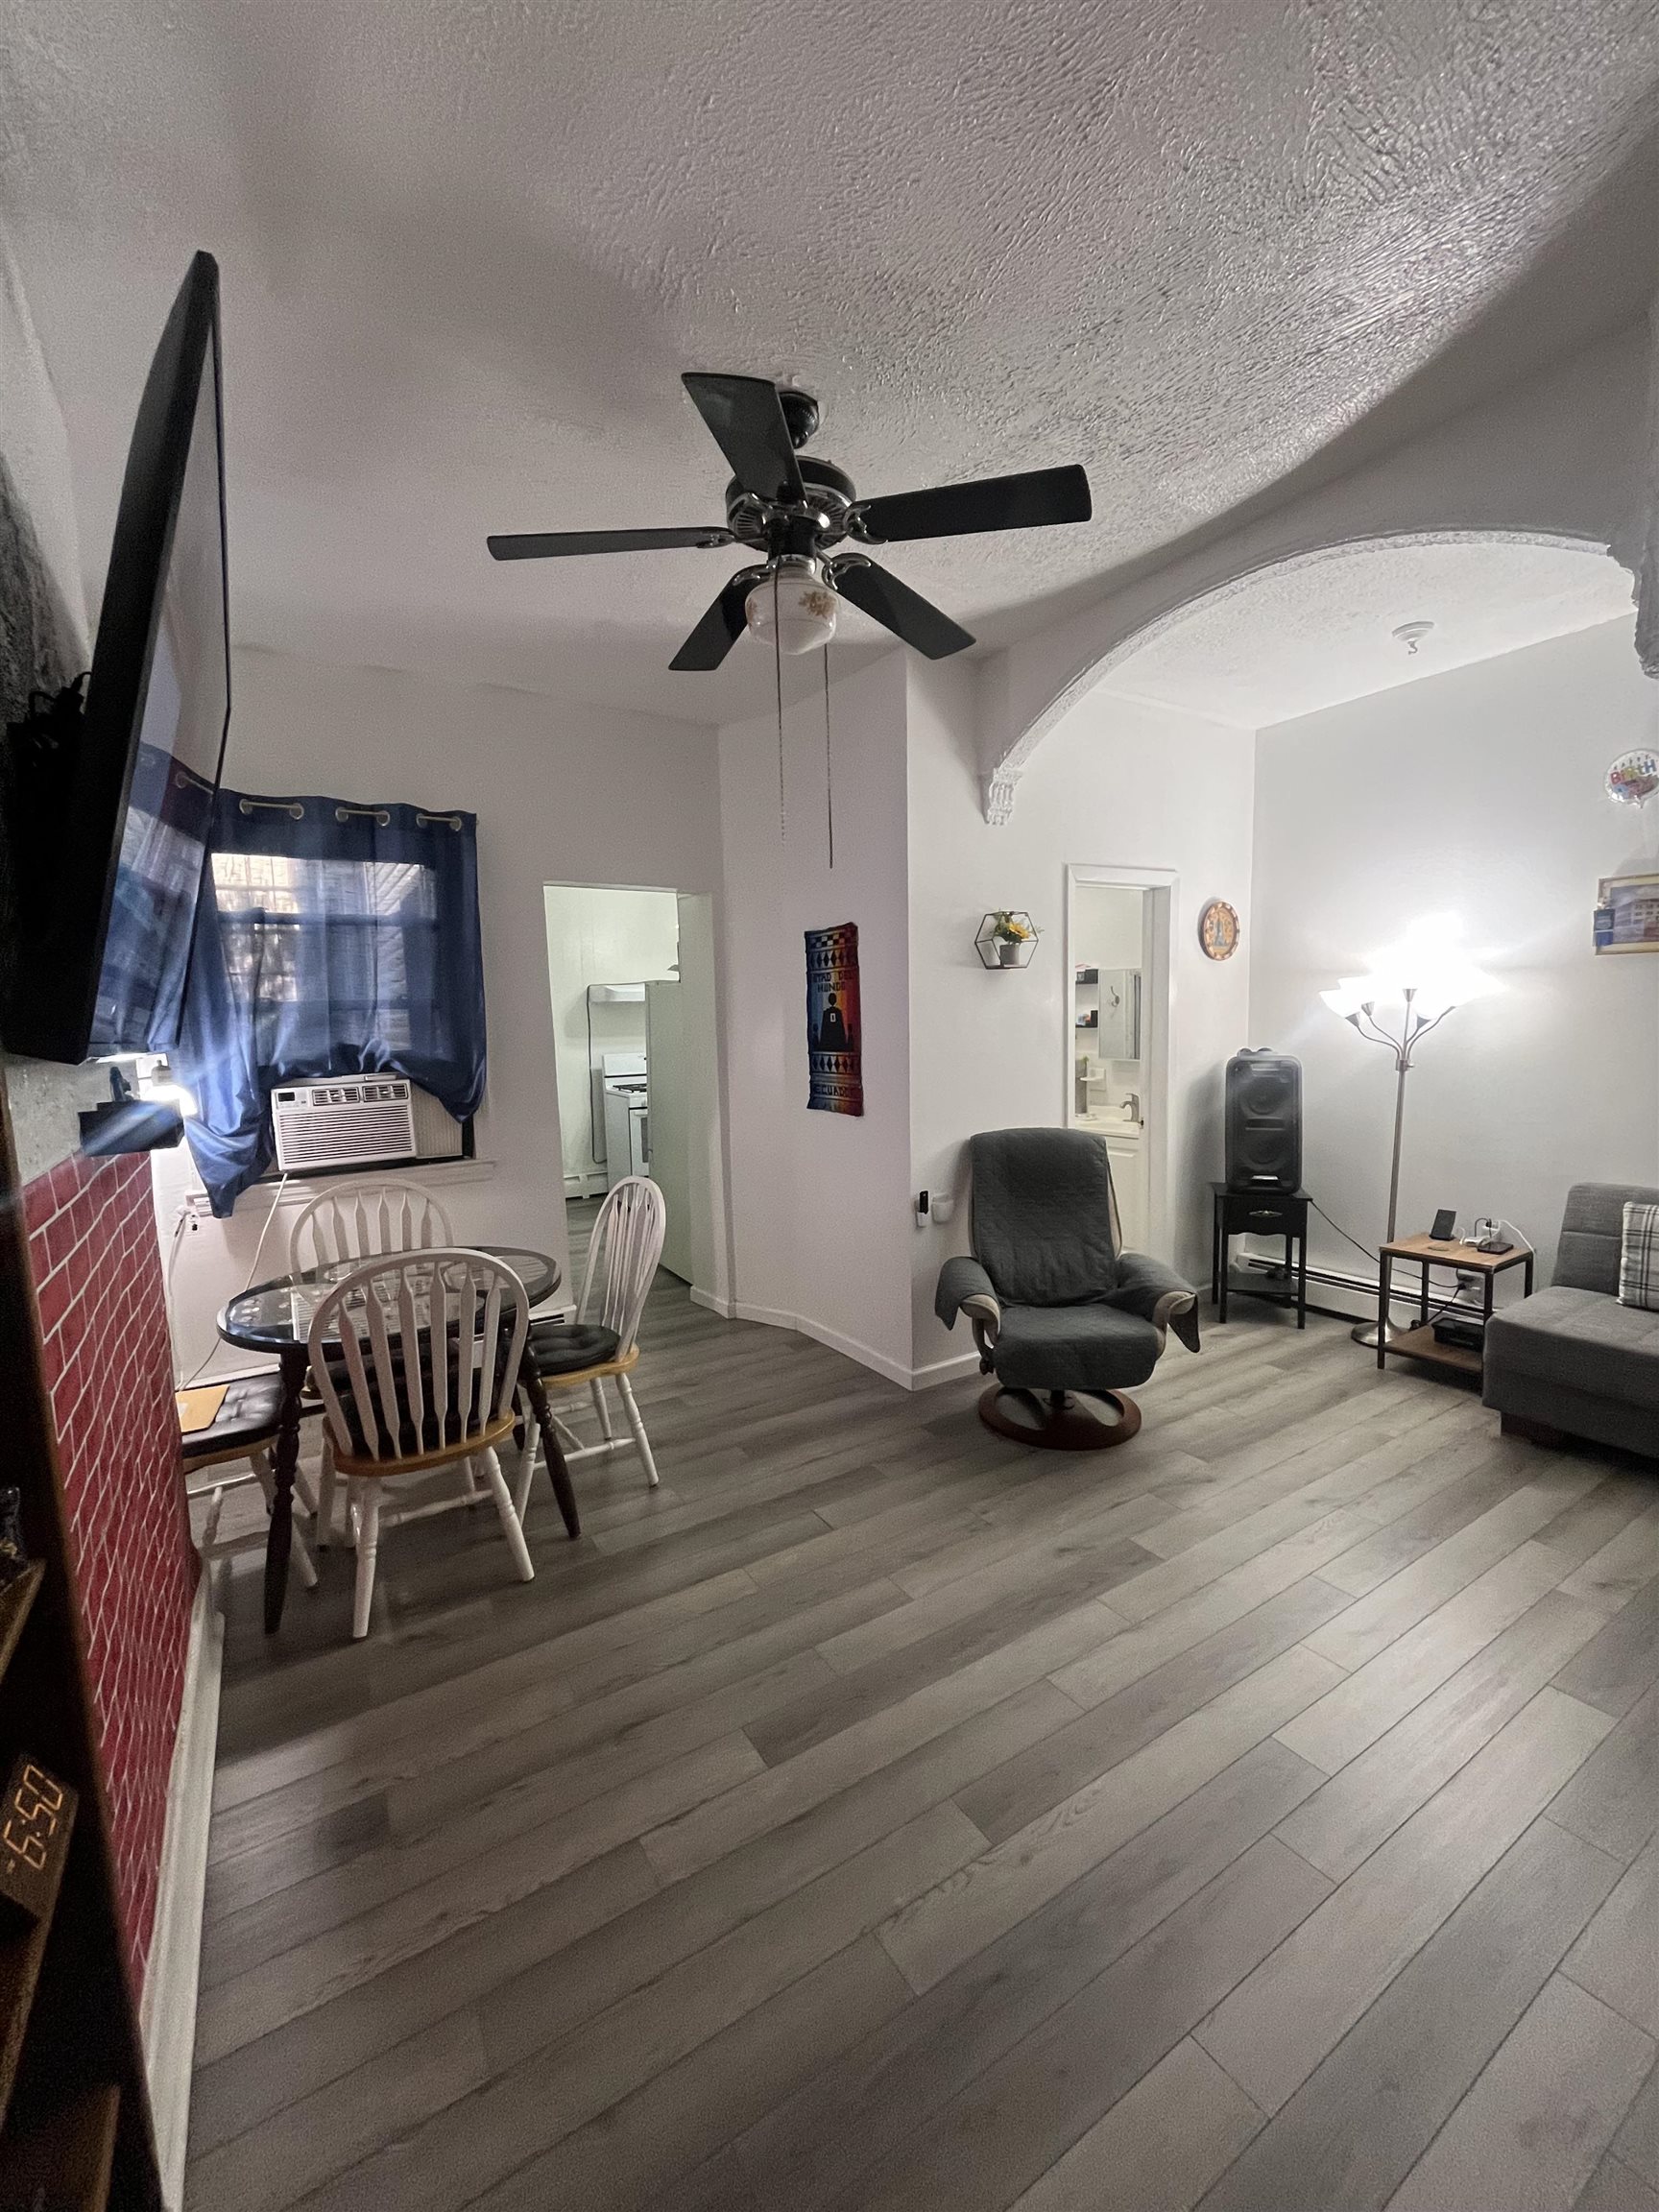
[178,1373,319,1588]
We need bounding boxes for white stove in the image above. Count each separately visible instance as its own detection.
[600,1050,649,1187]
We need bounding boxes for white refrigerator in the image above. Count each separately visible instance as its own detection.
[644,979,693,1283]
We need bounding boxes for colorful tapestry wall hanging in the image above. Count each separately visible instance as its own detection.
[805,922,863,1115]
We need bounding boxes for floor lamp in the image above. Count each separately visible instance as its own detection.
[1320,921,1492,1348]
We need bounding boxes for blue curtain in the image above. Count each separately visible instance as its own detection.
[174,787,486,1214]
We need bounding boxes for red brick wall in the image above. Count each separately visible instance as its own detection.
[22,1149,195,1989]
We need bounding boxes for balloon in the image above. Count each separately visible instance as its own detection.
[1606,750,1659,807]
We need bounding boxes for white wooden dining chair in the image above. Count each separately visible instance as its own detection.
[307,1249,534,1640]
[516,1176,666,1523]
[289,1179,455,1548]
[288,1178,454,1273]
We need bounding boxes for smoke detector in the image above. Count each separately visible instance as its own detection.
[1392,620,1434,656]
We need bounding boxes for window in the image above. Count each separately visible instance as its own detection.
[175,795,485,1214]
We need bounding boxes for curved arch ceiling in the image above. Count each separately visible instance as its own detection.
[3,0,1656,722]
[1097,537,1636,729]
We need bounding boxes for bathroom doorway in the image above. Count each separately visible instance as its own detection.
[1065,866,1173,1258]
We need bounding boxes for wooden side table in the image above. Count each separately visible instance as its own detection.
[1377,1233,1534,1379]
[1211,1183,1308,1328]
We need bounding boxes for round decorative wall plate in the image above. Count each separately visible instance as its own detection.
[1198,899,1239,961]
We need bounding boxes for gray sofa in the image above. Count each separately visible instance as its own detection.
[1483,1182,1659,1459]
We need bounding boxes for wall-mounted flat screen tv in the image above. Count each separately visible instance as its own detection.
[2,249,229,1066]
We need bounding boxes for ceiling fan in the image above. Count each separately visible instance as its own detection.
[487,373,1093,671]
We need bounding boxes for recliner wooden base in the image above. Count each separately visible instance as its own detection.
[976,1383,1142,1452]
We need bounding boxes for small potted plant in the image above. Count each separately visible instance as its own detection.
[991,910,1031,966]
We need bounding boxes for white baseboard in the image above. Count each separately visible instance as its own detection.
[686,1290,981,1392]
[719,1302,916,1391]
[141,1564,225,2209]
[908,1348,985,1390]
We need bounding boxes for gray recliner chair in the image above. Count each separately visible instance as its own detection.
[935,1127,1200,1450]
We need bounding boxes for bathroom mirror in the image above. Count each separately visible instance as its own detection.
[1096,967,1142,1060]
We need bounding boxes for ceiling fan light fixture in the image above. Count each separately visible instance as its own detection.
[745,562,838,656]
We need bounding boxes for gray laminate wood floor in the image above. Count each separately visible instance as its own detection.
[186,1218,1659,2211]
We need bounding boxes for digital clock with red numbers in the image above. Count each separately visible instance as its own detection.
[0,1754,76,1924]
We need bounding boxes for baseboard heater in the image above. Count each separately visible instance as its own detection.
[1236,1253,1486,1329]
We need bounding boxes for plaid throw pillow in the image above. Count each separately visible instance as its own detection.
[1619,1202,1659,1311]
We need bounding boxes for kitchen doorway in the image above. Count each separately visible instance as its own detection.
[1065,866,1173,1258]
[543,883,728,1302]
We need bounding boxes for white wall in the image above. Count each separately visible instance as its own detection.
[0,223,111,1184]
[716,651,915,1382]
[908,657,1256,1380]
[1250,613,1659,1291]
[161,648,720,1375]
[542,883,680,1194]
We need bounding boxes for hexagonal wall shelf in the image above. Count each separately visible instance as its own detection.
[974,911,1040,970]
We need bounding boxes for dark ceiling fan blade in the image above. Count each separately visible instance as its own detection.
[669,572,759,671]
[488,525,733,561]
[850,463,1092,544]
[682,373,805,506]
[829,557,974,660]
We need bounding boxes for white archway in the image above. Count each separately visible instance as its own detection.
[976,311,1659,820]
[983,525,1629,822]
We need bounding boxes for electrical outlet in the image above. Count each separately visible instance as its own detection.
[183,1191,214,1222]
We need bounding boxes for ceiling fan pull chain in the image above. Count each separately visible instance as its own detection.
[773,572,785,841]
[822,644,834,870]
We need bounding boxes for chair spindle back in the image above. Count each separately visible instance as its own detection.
[288,1179,454,1276]
[308,1250,528,1466]
[576,1177,666,1360]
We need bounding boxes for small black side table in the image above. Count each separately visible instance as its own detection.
[1210,1183,1309,1328]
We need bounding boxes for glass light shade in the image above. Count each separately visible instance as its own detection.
[746,565,838,656]
[1369,917,1493,1017]
[1323,918,1493,1024]
[1320,979,1369,1019]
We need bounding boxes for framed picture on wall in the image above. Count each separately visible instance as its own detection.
[1594,872,1659,954]
[805,922,863,1115]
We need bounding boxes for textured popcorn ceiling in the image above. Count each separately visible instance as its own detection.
[1102,541,1638,728]
[2,0,1657,724]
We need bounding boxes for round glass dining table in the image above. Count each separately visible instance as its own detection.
[217,1244,577,1632]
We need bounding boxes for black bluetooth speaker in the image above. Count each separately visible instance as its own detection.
[1225,1050,1302,1192]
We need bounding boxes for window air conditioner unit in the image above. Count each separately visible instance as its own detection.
[271,1077,418,1172]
